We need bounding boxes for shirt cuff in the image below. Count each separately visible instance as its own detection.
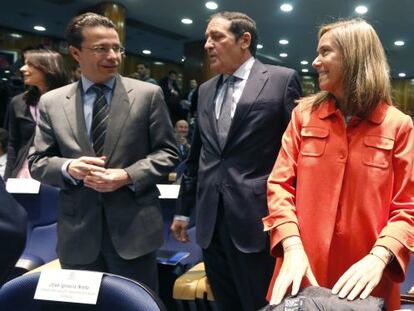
[61,159,79,185]
[174,215,190,222]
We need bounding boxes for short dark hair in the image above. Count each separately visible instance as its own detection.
[138,63,149,69]
[65,12,116,48]
[0,128,8,152]
[209,11,258,56]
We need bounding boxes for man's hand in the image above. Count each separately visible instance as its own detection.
[170,219,190,242]
[68,156,106,180]
[83,168,132,192]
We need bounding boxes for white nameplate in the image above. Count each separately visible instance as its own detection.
[6,178,41,194]
[34,269,103,305]
[157,184,180,199]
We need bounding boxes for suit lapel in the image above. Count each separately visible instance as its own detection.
[205,75,222,152]
[62,82,94,155]
[225,61,268,147]
[103,75,133,162]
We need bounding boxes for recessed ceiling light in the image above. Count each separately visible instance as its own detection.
[355,5,368,14]
[181,57,186,62]
[279,39,289,45]
[153,61,164,65]
[257,44,263,49]
[300,60,309,65]
[2,78,8,81]
[279,53,288,58]
[4,70,10,74]
[205,1,218,10]
[394,40,405,46]
[181,18,193,25]
[142,50,151,55]
[34,25,46,31]
[302,69,309,73]
[280,3,293,12]
[10,33,22,38]
[399,73,407,78]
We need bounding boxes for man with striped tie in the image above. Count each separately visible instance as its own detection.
[29,12,178,292]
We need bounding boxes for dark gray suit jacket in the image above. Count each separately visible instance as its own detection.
[177,60,301,252]
[29,75,179,264]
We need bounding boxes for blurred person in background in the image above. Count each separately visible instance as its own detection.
[4,49,68,180]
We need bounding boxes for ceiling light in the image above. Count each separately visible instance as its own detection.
[355,5,368,14]
[257,44,263,49]
[34,25,46,31]
[154,61,164,65]
[181,18,193,25]
[302,69,309,73]
[279,53,288,58]
[181,57,186,62]
[2,78,7,81]
[4,70,10,74]
[205,1,218,10]
[142,50,151,55]
[280,3,293,12]
[10,33,22,38]
[279,39,289,45]
[300,60,309,65]
[394,40,405,46]
[399,73,406,78]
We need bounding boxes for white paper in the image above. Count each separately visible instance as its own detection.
[157,184,180,199]
[6,178,41,194]
[34,269,103,305]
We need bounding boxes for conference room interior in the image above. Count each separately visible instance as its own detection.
[1,0,414,310]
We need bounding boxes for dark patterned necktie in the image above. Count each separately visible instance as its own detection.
[90,84,109,156]
[218,75,238,148]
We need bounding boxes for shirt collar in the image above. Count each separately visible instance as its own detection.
[81,75,116,93]
[223,56,255,82]
[318,97,388,124]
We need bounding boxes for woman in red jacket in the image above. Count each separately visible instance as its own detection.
[263,19,414,310]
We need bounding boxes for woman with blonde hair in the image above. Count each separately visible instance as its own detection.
[5,49,68,179]
[263,18,414,310]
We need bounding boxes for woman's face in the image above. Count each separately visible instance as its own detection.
[312,31,344,101]
[20,59,46,90]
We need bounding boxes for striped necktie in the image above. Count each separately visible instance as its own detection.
[90,84,109,156]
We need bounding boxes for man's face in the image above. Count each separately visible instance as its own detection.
[70,26,122,83]
[175,121,189,137]
[190,79,197,89]
[204,17,248,74]
[137,64,146,77]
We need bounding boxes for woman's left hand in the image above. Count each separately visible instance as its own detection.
[332,253,386,301]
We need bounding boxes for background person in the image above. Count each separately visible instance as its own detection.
[5,49,68,180]
[264,19,414,311]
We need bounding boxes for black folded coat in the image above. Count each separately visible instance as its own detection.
[259,286,385,311]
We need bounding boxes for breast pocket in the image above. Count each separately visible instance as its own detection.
[300,127,329,157]
[362,135,394,169]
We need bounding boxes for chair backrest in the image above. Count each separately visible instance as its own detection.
[0,271,167,311]
[12,184,59,270]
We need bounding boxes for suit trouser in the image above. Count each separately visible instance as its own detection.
[203,196,275,311]
[60,214,159,293]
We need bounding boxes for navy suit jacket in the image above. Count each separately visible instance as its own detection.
[177,60,302,252]
[0,178,27,284]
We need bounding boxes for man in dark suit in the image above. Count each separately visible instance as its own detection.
[29,13,178,292]
[171,12,301,310]
[0,177,26,285]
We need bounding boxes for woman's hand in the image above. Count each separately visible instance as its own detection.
[332,247,391,300]
[269,237,318,305]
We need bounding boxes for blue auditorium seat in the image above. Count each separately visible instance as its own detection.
[11,184,59,273]
[0,271,166,310]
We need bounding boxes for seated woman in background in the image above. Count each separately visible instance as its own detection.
[263,18,414,310]
[5,49,68,179]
